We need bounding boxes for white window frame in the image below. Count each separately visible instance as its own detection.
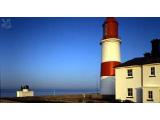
[127,88,133,97]
[148,91,153,100]
[127,69,133,77]
[150,67,155,76]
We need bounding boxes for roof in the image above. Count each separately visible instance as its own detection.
[116,57,160,67]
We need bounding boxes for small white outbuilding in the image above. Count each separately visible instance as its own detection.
[17,85,34,97]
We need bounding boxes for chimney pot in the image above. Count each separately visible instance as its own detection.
[151,39,160,57]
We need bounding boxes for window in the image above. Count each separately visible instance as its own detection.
[127,88,133,97]
[127,69,133,77]
[151,67,155,76]
[148,91,153,99]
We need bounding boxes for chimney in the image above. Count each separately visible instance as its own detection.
[151,39,160,57]
[144,52,151,58]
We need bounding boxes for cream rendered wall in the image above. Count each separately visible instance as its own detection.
[143,87,160,103]
[143,64,160,87]
[143,64,160,103]
[115,66,142,102]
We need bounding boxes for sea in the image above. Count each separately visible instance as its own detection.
[0,89,99,97]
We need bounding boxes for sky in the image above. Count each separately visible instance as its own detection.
[0,17,160,90]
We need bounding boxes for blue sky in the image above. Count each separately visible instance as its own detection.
[0,17,160,89]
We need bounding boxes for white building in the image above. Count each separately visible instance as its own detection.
[17,85,34,97]
[115,39,160,103]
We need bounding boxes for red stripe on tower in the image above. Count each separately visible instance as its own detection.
[101,61,120,76]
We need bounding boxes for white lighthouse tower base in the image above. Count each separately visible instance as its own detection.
[100,76,115,95]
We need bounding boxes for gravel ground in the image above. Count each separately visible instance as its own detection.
[0,94,115,103]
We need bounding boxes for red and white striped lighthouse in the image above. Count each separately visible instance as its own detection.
[100,17,121,95]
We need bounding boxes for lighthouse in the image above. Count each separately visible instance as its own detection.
[100,17,121,95]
